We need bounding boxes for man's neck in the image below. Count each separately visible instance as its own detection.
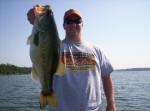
[65,34,82,43]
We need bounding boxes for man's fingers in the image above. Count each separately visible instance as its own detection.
[33,4,41,16]
[34,5,46,16]
[34,7,42,16]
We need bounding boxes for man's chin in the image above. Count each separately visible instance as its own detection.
[69,32,78,36]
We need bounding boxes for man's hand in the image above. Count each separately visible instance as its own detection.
[27,4,40,24]
[106,104,116,111]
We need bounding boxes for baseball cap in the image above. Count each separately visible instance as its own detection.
[64,9,82,20]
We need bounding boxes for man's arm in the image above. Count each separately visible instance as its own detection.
[102,74,116,111]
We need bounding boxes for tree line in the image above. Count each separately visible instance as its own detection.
[0,64,31,75]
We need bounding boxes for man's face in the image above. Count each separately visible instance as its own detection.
[63,15,83,37]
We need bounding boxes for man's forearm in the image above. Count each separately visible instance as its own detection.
[102,74,116,110]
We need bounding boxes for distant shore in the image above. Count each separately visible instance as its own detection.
[0,73,30,76]
[115,68,150,71]
[0,63,150,76]
[0,64,31,75]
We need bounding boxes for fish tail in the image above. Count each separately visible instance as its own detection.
[40,90,57,109]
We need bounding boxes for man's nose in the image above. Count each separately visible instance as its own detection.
[71,23,76,27]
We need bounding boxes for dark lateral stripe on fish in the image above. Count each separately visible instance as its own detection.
[33,32,39,46]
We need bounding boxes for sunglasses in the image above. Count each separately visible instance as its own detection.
[64,19,82,24]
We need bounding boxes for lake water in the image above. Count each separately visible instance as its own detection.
[0,71,150,111]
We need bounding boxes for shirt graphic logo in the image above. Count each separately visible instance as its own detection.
[62,51,96,72]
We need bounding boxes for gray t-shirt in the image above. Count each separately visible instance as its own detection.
[48,39,113,111]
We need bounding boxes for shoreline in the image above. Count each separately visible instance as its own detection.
[0,73,30,76]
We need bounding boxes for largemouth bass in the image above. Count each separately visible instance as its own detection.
[27,5,60,109]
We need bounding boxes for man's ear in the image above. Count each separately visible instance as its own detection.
[81,23,83,27]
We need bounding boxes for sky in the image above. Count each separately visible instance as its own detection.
[0,0,150,69]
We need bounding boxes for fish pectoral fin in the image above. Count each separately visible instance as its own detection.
[27,35,32,45]
[55,58,65,76]
[40,91,57,109]
[31,66,39,80]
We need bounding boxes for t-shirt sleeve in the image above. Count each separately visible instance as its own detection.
[98,50,114,77]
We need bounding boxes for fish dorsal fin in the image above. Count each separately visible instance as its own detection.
[27,35,32,45]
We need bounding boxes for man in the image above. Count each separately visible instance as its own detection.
[27,5,116,111]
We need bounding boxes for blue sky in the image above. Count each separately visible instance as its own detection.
[0,0,150,69]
